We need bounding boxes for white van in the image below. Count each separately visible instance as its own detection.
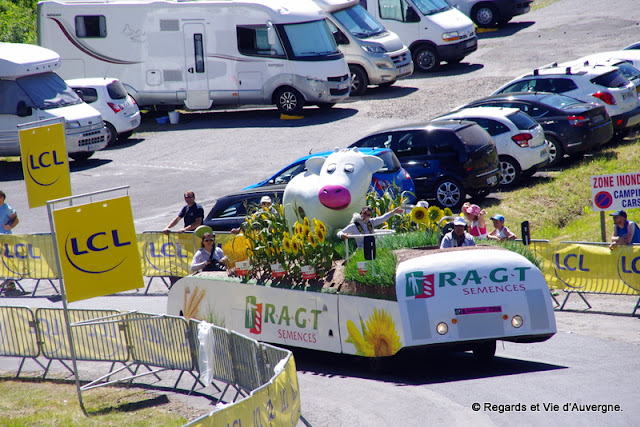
[314,0,413,96]
[37,0,351,115]
[447,0,533,27]
[0,43,107,161]
[360,0,477,72]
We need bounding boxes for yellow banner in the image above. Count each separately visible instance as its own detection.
[0,233,58,279]
[19,122,71,208]
[52,196,143,302]
[138,232,196,277]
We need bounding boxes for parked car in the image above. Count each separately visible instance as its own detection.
[348,120,501,208]
[566,52,640,91]
[203,185,286,232]
[456,92,613,167]
[436,107,549,186]
[67,78,141,146]
[492,63,640,136]
[243,147,416,203]
[623,42,640,50]
[447,0,533,27]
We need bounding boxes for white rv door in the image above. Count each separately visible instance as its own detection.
[183,23,212,109]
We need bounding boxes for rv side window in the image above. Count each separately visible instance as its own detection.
[194,34,205,73]
[0,80,33,114]
[379,0,413,22]
[75,16,107,38]
[237,26,286,58]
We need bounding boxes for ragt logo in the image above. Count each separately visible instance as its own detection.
[245,296,263,335]
[405,272,435,299]
[64,229,132,274]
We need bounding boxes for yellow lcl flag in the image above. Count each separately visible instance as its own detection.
[19,121,71,208]
[52,196,143,302]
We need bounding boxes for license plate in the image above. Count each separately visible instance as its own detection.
[131,118,138,126]
[622,91,632,100]
[466,40,476,48]
[541,148,548,157]
[592,114,603,124]
[338,83,347,90]
[487,175,498,185]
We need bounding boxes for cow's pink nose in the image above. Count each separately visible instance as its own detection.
[318,185,351,210]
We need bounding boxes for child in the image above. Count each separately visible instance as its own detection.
[462,203,487,239]
[487,214,517,242]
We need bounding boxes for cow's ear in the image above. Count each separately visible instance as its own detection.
[305,156,326,175]
[363,155,384,174]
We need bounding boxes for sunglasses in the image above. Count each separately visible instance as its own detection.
[184,195,194,198]
[204,238,215,242]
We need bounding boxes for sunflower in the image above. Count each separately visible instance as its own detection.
[345,308,401,357]
[307,232,317,247]
[283,236,292,253]
[294,222,303,236]
[315,227,326,244]
[443,207,454,217]
[291,237,301,254]
[313,219,328,236]
[303,217,310,228]
[427,206,444,224]
[410,206,428,224]
[302,225,311,238]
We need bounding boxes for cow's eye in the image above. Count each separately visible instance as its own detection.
[326,164,337,173]
[344,164,354,173]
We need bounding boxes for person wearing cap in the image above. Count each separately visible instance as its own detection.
[610,210,640,249]
[190,232,228,273]
[163,190,204,234]
[487,214,517,242]
[338,205,404,248]
[440,216,476,248]
[462,202,487,239]
[231,195,278,234]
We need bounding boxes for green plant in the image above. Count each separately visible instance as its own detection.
[0,0,37,44]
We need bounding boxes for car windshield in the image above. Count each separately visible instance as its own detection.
[412,0,451,16]
[455,125,493,156]
[612,62,640,83]
[539,94,584,109]
[332,5,385,38]
[508,111,538,130]
[280,19,341,59]
[591,70,630,88]
[17,72,83,109]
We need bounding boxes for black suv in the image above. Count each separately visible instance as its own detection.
[349,121,501,208]
[203,185,285,231]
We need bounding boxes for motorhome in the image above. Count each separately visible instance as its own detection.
[37,0,351,115]
[0,42,107,161]
[313,0,413,96]
[360,0,477,72]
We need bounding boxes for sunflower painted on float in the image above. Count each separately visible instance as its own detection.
[345,308,402,357]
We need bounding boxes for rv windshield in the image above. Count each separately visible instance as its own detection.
[412,0,451,16]
[17,72,83,110]
[280,19,342,60]
[332,5,386,39]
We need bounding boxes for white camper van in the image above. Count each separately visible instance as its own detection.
[447,0,533,27]
[313,0,413,96]
[37,0,351,115]
[0,43,107,161]
[360,0,477,72]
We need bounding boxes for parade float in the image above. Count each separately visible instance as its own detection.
[167,149,557,360]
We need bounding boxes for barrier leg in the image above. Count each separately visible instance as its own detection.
[549,290,560,307]
[31,279,60,297]
[633,296,640,317]
[577,292,592,309]
[559,292,572,310]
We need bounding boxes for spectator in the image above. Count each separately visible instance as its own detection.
[337,205,404,248]
[440,216,476,248]
[163,190,204,234]
[0,190,19,234]
[190,232,228,273]
[231,195,278,234]
[487,214,517,242]
[610,210,640,249]
[462,203,487,239]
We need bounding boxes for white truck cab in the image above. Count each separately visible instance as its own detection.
[360,0,477,72]
[314,0,413,96]
[0,43,107,161]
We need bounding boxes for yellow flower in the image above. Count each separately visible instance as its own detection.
[427,206,444,224]
[303,217,310,228]
[345,309,401,357]
[444,207,454,217]
[302,225,311,238]
[313,219,327,236]
[283,236,292,253]
[294,222,303,236]
[291,237,301,254]
[308,233,317,247]
[410,206,428,223]
[316,227,326,244]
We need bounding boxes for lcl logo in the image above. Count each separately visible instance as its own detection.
[26,149,66,186]
[64,229,131,274]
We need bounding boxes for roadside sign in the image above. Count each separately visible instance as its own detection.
[590,172,640,211]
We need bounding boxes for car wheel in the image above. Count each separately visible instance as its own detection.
[499,156,521,187]
[435,179,464,209]
[275,86,304,115]
[412,45,440,73]
[472,3,499,27]
[118,130,134,141]
[69,152,94,162]
[104,122,117,147]
[349,65,369,96]
[545,136,564,168]
[473,340,496,363]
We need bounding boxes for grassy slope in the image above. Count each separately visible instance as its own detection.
[488,137,640,243]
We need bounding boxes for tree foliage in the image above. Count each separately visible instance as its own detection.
[0,0,37,44]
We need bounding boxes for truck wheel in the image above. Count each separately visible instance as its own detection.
[105,122,117,147]
[473,340,496,363]
[275,87,304,115]
[545,136,564,168]
[349,65,368,96]
[412,45,440,73]
[499,155,521,187]
[435,178,464,209]
[69,152,94,162]
[472,3,499,27]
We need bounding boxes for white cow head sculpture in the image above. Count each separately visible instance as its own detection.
[283,148,384,235]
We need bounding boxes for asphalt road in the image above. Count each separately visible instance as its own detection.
[2,0,640,424]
